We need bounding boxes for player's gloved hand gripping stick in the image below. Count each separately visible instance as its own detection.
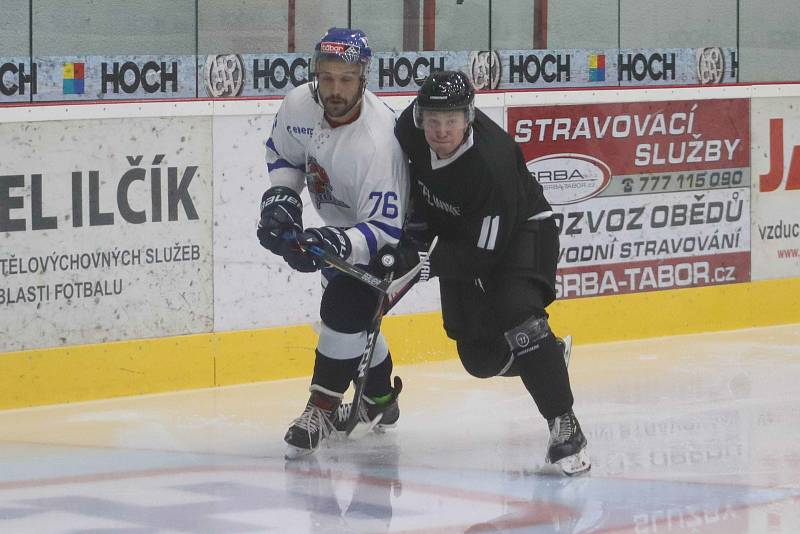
[302,236,438,311]
[298,236,438,437]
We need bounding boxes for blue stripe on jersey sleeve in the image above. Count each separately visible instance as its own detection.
[266,137,305,172]
[355,222,378,257]
[268,158,304,172]
[367,220,403,240]
[266,137,304,172]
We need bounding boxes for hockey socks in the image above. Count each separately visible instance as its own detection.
[517,332,574,419]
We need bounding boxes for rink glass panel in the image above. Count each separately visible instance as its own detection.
[0,1,792,82]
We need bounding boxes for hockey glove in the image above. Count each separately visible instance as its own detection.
[257,186,303,256]
[403,202,435,248]
[285,226,352,273]
[403,218,434,250]
[395,236,432,283]
[369,245,399,278]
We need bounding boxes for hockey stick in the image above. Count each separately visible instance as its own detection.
[294,240,394,437]
[303,243,389,292]
[339,238,438,437]
[300,237,438,436]
[344,262,394,438]
[302,236,438,305]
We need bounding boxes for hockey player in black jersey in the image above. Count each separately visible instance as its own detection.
[394,70,590,475]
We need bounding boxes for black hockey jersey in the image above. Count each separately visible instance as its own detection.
[395,106,552,281]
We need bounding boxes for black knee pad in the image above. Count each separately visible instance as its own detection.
[320,275,380,333]
[504,313,552,357]
[456,337,511,378]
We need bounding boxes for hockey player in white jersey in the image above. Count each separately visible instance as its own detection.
[257,27,410,459]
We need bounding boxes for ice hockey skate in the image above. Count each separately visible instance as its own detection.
[284,386,342,460]
[545,410,591,476]
[335,377,403,438]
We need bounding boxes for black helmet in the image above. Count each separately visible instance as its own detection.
[414,70,475,128]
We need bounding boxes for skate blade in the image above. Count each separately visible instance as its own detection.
[346,413,383,440]
[372,421,396,434]
[285,444,316,460]
[562,335,573,368]
[555,448,591,476]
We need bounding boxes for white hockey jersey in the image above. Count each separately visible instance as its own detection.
[265,85,410,266]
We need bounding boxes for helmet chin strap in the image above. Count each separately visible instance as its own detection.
[450,115,472,151]
[310,78,321,104]
[462,122,472,143]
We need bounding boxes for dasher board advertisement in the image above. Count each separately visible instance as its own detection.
[199,47,736,98]
[0,57,35,103]
[751,98,800,280]
[0,117,213,351]
[32,55,197,102]
[508,99,751,299]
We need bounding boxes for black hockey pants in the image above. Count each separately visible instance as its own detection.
[439,217,574,419]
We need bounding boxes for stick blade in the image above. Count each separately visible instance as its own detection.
[346,413,383,439]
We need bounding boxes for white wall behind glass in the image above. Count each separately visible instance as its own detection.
[0,0,29,56]
[619,0,736,48]
[199,0,349,55]
[547,0,618,49]
[6,0,800,84]
[198,0,288,54]
[491,0,534,50]
[294,0,348,52]
[740,0,800,82]
[32,0,195,55]
[434,1,489,51]
[351,0,405,52]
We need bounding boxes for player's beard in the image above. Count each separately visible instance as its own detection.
[323,92,361,119]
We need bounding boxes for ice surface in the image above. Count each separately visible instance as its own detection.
[1,324,799,532]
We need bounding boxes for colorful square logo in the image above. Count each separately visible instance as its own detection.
[588,54,605,82]
[63,62,85,94]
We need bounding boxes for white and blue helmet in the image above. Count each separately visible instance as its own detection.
[310,27,372,101]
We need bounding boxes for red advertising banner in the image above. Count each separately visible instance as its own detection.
[508,99,751,299]
[557,251,750,299]
[510,100,750,175]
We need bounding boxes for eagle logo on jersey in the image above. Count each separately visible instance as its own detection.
[305,156,351,209]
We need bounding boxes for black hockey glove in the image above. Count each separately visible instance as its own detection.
[257,186,303,256]
[369,245,399,278]
[395,235,432,283]
[285,226,352,273]
[403,210,434,250]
